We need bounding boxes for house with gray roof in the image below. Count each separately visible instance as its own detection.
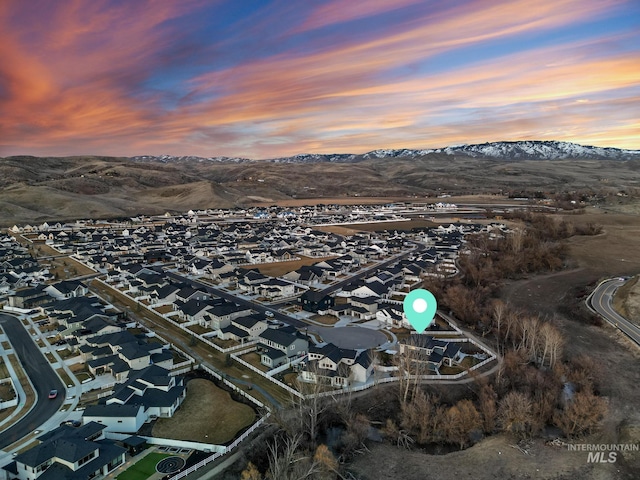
[258,328,308,368]
[5,422,125,480]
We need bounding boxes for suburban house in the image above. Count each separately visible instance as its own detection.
[399,335,464,372]
[82,366,186,432]
[199,299,252,330]
[325,295,379,320]
[376,304,408,328]
[301,343,375,387]
[299,290,334,313]
[7,286,50,309]
[219,314,268,342]
[258,327,308,368]
[81,330,173,381]
[43,280,89,300]
[5,422,126,480]
[82,404,146,435]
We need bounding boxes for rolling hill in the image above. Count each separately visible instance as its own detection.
[1,141,639,226]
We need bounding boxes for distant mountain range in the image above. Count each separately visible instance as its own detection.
[1,140,639,226]
[131,141,640,164]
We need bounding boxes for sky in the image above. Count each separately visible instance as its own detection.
[1,0,639,159]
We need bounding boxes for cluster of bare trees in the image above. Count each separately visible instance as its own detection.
[243,374,374,479]
[491,300,563,367]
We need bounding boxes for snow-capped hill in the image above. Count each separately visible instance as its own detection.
[363,148,436,159]
[265,153,358,163]
[129,141,639,164]
[437,141,640,160]
[130,155,249,163]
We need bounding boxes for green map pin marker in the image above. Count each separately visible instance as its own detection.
[403,288,437,333]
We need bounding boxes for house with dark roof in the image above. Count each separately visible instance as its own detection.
[219,314,268,342]
[258,328,308,368]
[200,300,252,330]
[5,422,125,480]
[82,404,146,434]
[7,286,50,309]
[299,290,334,313]
[301,343,374,387]
[83,366,186,431]
[398,335,464,372]
[44,280,89,300]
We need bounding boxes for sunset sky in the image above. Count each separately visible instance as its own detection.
[1,0,638,158]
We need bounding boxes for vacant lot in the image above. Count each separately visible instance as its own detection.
[561,209,640,276]
[152,378,255,444]
[240,254,335,277]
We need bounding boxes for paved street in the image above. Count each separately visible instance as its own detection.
[589,278,640,346]
[0,314,65,449]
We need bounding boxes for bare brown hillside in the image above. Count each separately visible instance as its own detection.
[0,154,639,225]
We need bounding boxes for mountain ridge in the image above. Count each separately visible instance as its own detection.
[128,141,640,164]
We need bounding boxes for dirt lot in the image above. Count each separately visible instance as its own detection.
[349,434,639,480]
[152,378,256,444]
[318,218,437,235]
[249,194,517,208]
[240,254,336,277]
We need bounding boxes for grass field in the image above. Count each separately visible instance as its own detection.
[152,378,255,444]
[116,452,170,480]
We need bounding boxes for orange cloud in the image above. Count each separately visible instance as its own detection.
[0,0,637,158]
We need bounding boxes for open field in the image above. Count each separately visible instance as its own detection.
[240,254,336,277]
[152,378,255,444]
[318,218,437,235]
[560,208,640,276]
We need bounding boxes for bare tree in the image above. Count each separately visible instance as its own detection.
[498,391,534,439]
[478,384,497,434]
[443,399,482,449]
[492,300,507,355]
[554,389,607,437]
[266,434,318,480]
[537,321,564,368]
[241,462,263,480]
[509,225,525,254]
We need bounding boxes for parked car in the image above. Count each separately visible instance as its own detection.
[48,389,58,399]
[265,311,274,317]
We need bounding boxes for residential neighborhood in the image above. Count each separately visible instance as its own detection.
[0,203,501,480]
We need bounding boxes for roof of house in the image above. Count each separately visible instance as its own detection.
[15,423,106,467]
[232,314,265,329]
[259,328,302,348]
[84,403,143,419]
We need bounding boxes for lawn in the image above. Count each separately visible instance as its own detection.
[152,378,256,444]
[239,352,270,372]
[116,452,170,480]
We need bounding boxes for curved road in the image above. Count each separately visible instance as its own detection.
[0,314,65,449]
[589,278,640,346]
